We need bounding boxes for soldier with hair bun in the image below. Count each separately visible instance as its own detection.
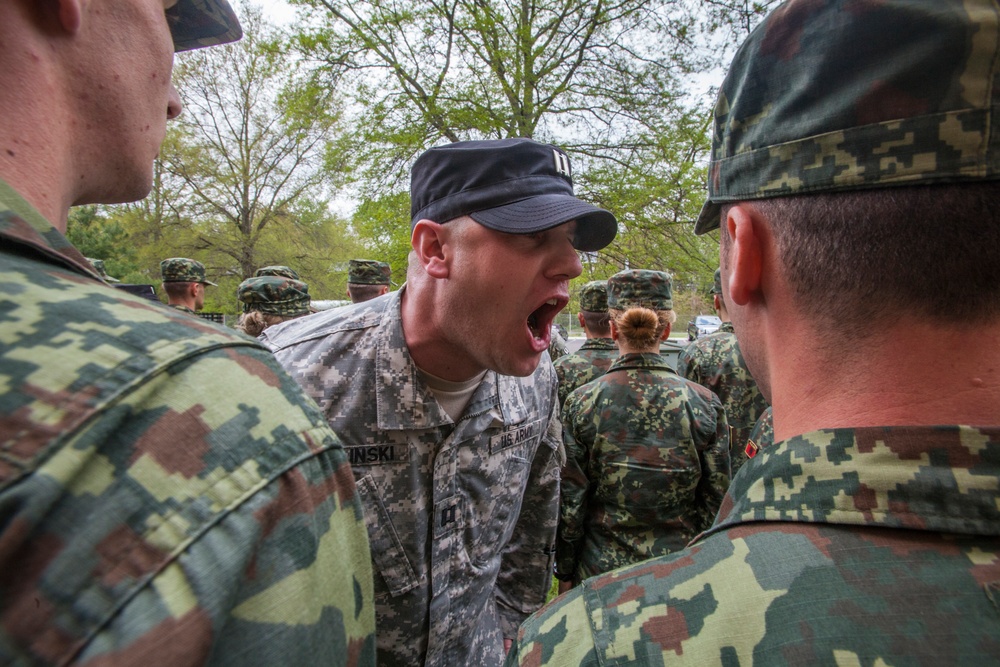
[237,275,312,337]
[555,269,730,589]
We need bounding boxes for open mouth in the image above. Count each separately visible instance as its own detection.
[527,298,565,348]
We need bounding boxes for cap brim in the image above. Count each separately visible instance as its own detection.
[694,200,722,235]
[469,194,617,252]
[169,0,243,53]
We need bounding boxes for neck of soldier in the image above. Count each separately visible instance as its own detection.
[767,314,1000,443]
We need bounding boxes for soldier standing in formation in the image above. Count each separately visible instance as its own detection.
[347,259,392,303]
[553,280,618,408]
[677,267,769,472]
[160,257,216,313]
[262,138,617,666]
[0,1,375,664]
[555,269,729,589]
[507,0,1000,663]
[236,275,312,337]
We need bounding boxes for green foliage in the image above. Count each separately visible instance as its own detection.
[66,206,141,283]
[349,192,413,285]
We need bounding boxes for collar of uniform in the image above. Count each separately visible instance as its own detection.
[580,337,616,351]
[373,288,533,430]
[705,425,1000,538]
[0,177,102,281]
[719,321,735,334]
[606,351,674,374]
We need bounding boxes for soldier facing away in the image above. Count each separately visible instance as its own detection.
[347,258,392,303]
[0,1,375,665]
[236,275,312,337]
[507,0,1000,664]
[555,269,730,588]
[676,267,769,472]
[160,256,216,313]
[553,280,619,408]
[262,138,617,666]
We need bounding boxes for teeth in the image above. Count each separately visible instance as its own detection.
[546,298,557,306]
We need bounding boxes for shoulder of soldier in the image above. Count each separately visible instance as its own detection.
[262,291,390,352]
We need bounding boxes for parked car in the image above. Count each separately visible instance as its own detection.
[686,315,722,341]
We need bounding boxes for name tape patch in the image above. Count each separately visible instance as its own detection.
[345,442,411,466]
[490,419,544,454]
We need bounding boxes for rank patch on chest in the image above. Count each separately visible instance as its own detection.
[345,442,411,466]
[490,419,544,454]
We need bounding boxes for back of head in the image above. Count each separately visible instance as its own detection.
[578,280,611,336]
[697,0,1000,331]
[348,259,392,286]
[238,276,311,318]
[607,269,674,350]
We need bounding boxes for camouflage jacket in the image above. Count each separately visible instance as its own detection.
[261,290,563,667]
[553,338,618,407]
[676,321,769,473]
[168,303,197,314]
[0,179,375,666]
[556,353,730,585]
[508,425,1000,666]
[746,405,774,460]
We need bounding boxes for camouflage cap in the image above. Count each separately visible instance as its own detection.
[579,281,609,312]
[607,269,672,311]
[695,0,1000,235]
[238,276,311,317]
[710,268,722,295]
[160,257,217,286]
[167,0,243,53]
[348,259,391,285]
[85,258,120,283]
[255,265,301,280]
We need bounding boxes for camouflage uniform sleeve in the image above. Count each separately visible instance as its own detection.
[554,359,571,408]
[554,387,593,582]
[692,385,731,529]
[494,382,565,638]
[504,585,598,666]
[676,345,701,384]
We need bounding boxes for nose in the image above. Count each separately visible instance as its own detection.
[547,222,583,280]
[167,82,183,120]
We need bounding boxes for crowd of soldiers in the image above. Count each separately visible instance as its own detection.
[2,0,999,666]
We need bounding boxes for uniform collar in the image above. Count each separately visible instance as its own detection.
[606,351,674,373]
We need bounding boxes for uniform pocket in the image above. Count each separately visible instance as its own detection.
[356,474,419,596]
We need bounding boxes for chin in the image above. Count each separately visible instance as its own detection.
[493,352,543,378]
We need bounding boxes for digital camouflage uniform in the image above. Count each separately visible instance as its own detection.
[510,0,1000,663]
[746,405,774,460]
[261,289,563,667]
[553,338,617,408]
[555,270,730,585]
[677,320,768,473]
[254,265,301,280]
[509,425,1000,665]
[161,257,215,314]
[554,281,617,407]
[238,275,311,317]
[348,259,392,285]
[0,179,375,666]
[547,324,569,365]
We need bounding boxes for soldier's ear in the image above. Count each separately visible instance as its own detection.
[723,204,762,307]
[411,219,450,279]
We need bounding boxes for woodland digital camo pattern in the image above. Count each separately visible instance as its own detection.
[695,0,1000,233]
[553,338,618,408]
[160,257,216,285]
[167,0,243,53]
[261,290,563,667]
[254,265,301,280]
[556,352,730,585]
[677,321,769,473]
[85,258,119,283]
[578,281,608,312]
[347,259,391,285]
[548,324,568,363]
[607,270,672,311]
[238,276,311,317]
[508,425,1000,665]
[0,181,376,666]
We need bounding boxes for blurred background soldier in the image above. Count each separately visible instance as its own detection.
[746,406,773,458]
[85,257,120,283]
[676,267,768,472]
[160,256,216,313]
[255,264,301,280]
[555,269,730,590]
[347,258,391,303]
[236,275,312,337]
[553,280,618,407]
